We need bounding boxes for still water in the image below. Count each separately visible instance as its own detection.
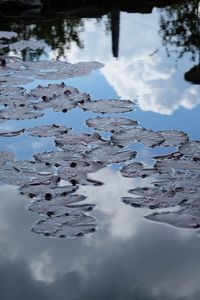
[1,2,200,299]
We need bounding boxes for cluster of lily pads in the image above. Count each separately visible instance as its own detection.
[1,31,200,237]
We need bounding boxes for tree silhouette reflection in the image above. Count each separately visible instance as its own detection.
[160,0,200,83]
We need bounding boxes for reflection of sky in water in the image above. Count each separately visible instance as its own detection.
[1,178,200,300]
[1,7,200,300]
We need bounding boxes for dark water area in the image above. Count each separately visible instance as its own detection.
[1,1,200,299]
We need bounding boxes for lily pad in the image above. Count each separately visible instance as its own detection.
[20,183,77,200]
[146,207,200,229]
[83,144,137,164]
[27,194,90,215]
[0,151,15,167]
[27,124,71,138]
[58,161,105,185]
[0,128,25,137]
[0,106,44,121]
[121,162,155,178]
[123,186,189,209]
[0,75,32,85]
[111,127,164,147]
[0,31,17,39]
[0,60,104,83]
[8,40,47,51]
[55,132,105,153]
[79,99,134,114]
[178,141,200,159]
[31,83,90,113]
[158,130,189,147]
[85,116,138,132]
[31,213,97,238]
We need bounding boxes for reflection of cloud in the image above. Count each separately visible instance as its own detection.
[102,55,200,115]
[63,12,200,115]
[1,184,200,299]
[79,167,150,241]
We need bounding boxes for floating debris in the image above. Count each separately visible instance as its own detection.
[85,116,138,132]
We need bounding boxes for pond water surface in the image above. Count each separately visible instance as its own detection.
[1,3,200,299]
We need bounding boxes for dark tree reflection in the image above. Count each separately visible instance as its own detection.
[160,1,200,83]
[0,17,85,60]
[159,0,200,61]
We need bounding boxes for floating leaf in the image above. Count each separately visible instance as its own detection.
[58,161,105,185]
[27,124,71,138]
[0,151,15,167]
[34,151,84,165]
[1,60,103,81]
[28,194,90,215]
[123,186,188,209]
[146,207,200,229]
[0,128,25,137]
[79,99,134,114]
[158,130,189,147]
[20,183,77,200]
[0,31,17,39]
[36,61,104,80]
[28,194,86,214]
[8,40,47,51]
[179,141,200,159]
[55,132,105,153]
[84,144,137,164]
[85,116,138,132]
[0,106,44,121]
[121,162,155,178]
[31,83,90,112]
[111,127,164,147]
[0,75,32,85]
[32,213,97,238]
